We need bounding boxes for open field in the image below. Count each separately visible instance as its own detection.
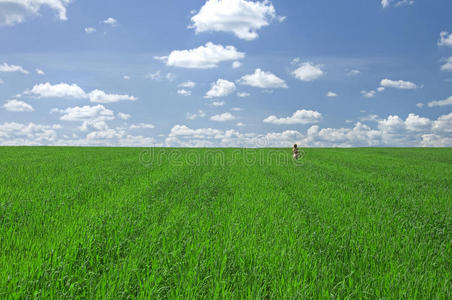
[0,147,451,298]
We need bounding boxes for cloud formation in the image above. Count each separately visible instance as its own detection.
[263,109,322,125]
[438,31,452,47]
[238,68,287,88]
[292,62,324,82]
[3,99,34,112]
[380,79,418,89]
[205,79,236,98]
[155,42,244,69]
[0,62,29,74]
[0,0,70,26]
[190,0,283,40]
[210,112,236,122]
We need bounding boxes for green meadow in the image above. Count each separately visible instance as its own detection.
[0,147,451,298]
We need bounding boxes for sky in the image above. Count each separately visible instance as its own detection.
[0,0,451,147]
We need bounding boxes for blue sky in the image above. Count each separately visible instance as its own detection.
[1,0,451,147]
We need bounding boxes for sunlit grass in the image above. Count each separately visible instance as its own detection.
[0,147,451,298]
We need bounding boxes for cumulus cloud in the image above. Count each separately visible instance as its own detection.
[179,81,196,88]
[380,79,418,89]
[35,68,45,75]
[0,62,29,74]
[166,112,452,148]
[0,122,60,145]
[155,42,244,69]
[3,99,34,112]
[264,109,322,125]
[361,90,377,98]
[438,31,452,47]
[0,0,70,26]
[326,91,338,97]
[441,57,452,72]
[26,82,137,103]
[117,112,131,120]
[129,123,155,129]
[177,89,192,96]
[292,62,324,82]
[186,110,206,120]
[427,95,452,107]
[190,0,283,40]
[205,79,236,98]
[51,105,115,122]
[238,68,287,88]
[232,61,242,69]
[210,112,236,122]
[28,82,86,98]
[88,89,137,103]
[103,17,117,26]
[123,75,130,80]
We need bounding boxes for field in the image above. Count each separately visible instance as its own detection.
[0,147,451,298]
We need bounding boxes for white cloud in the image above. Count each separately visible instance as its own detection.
[186,110,206,120]
[237,92,250,97]
[292,62,324,82]
[205,79,236,98]
[130,123,155,129]
[155,42,244,69]
[381,0,391,8]
[440,57,452,72]
[360,114,380,122]
[85,27,96,34]
[238,68,287,88]
[211,101,225,107]
[190,0,283,40]
[117,112,131,120]
[28,82,86,98]
[427,95,452,107]
[88,90,137,103]
[36,68,45,75]
[236,122,244,127]
[0,0,70,26]
[3,99,34,112]
[123,75,130,80]
[231,107,242,111]
[377,87,385,92]
[179,81,196,88]
[0,122,60,145]
[210,112,236,122]
[232,61,242,69]
[0,62,29,74]
[438,31,452,47]
[347,69,360,76]
[104,17,117,26]
[361,90,376,98]
[264,109,322,125]
[177,89,192,96]
[26,82,136,103]
[382,0,414,8]
[380,79,418,89]
[326,91,338,97]
[51,105,115,122]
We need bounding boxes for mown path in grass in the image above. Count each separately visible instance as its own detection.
[0,147,450,298]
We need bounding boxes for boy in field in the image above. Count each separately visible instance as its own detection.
[292,144,300,160]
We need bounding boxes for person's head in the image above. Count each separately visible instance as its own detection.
[293,144,297,148]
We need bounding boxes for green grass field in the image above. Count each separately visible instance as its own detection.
[0,147,451,298]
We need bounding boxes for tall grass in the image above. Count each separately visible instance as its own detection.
[0,147,450,298]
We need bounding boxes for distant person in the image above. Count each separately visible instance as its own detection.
[292,144,300,160]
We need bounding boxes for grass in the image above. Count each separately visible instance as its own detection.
[0,147,451,298]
